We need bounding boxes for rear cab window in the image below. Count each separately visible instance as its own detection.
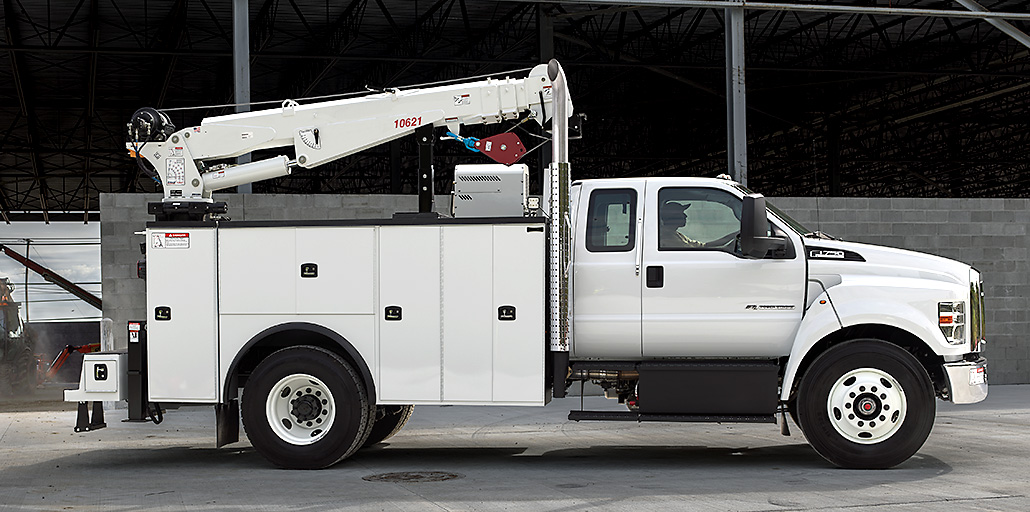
[585,189,637,252]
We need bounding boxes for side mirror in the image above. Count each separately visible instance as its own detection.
[741,194,786,259]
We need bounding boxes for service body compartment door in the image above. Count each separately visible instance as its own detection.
[378,226,441,401]
[492,224,545,403]
[441,225,493,401]
[296,227,375,314]
[146,228,219,402]
[641,182,806,357]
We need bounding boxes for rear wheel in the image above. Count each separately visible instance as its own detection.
[362,405,413,447]
[797,339,935,469]
[242,346,370,469]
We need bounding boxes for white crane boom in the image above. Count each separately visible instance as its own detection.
[127,62,570,211]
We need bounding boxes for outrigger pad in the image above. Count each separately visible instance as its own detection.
[74,401,107,432]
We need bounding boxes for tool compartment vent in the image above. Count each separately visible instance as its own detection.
[459,175,502,182]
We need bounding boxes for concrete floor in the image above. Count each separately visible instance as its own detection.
[0,386,1027,511]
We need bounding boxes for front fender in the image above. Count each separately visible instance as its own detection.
[779,289,841,401]
[780,275,963,401]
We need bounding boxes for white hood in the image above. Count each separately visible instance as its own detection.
[804,239,970,286]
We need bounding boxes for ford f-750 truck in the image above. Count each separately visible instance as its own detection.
[65,60,987,470]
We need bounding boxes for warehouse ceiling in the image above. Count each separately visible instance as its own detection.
[2,0,1030,221]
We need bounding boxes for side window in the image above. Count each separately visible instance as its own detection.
[586,189,636,252]
[658,187,742,252]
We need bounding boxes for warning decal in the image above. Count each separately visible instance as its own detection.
[152,232,190,249]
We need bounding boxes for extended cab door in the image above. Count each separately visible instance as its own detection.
[640,181,805,357]
[572,180,646,358]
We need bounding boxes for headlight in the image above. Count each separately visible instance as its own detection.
[939,301,966,345]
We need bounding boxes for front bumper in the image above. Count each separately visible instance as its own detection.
[943,358,988,404]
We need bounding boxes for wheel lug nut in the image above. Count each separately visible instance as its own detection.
[849,392,856,398]
[845,403,851,409]
[883,405,890,410]
[316,418,322,423]
[316,391,321,396]
[307,421,313,427]
[870,421,876,427]
[871,386,877,392]
[322,399,327,405]
[848,414,855,420]
[306,388,312,393]
[859,386,865,392]
[857,421,864,427]
[880,393,886,399]
[880,415,886,421]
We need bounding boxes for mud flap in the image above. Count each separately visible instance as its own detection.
[216,400,240,447]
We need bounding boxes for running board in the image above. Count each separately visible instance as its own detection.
[568,411,776,423]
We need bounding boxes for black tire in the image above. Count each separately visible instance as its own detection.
[797,339,935,469]
[362,405,414,447]
[12,347,36,394]
[241,346,370,469]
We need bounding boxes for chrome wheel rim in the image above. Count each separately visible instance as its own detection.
[265,373,335,446]
[826,367,907,444]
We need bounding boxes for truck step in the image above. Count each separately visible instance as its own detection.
[568,410,776,423]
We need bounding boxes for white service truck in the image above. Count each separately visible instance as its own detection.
[66,60,988,470]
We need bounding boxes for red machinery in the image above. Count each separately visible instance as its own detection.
[38,343,101,384]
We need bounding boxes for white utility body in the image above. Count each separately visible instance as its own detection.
[68,60,987,470]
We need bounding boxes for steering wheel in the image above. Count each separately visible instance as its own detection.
[704,230,740,249]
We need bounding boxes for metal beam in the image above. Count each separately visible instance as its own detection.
[725,1,747,184]
[3,0,49,223]
[83,0,99,224]
[954,0,1030,50]
[234,0,253,193]
[515,1,1030,21]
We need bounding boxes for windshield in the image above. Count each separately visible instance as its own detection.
[766,202,813,236]
[730,184,813,236]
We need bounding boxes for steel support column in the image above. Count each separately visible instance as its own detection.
[233,0,252,193]
[725,1,747,185]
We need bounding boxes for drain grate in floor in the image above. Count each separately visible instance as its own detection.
[362,471,464,483]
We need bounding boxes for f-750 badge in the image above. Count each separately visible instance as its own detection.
[810,249,845,259]
[745,304,796,311]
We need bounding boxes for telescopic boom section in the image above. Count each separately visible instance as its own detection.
[127,62,571,206]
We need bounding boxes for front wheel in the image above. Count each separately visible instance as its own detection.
[241,346,370,469]
[797,339,935,469]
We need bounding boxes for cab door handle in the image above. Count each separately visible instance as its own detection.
[646,266,664,288]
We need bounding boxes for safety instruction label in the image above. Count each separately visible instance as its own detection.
[166,158,186,186]
[152,232,190,249]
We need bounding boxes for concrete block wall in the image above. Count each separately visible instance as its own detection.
[99,193,452,352]
[101,194,1027,384]
[772,197,1028,384]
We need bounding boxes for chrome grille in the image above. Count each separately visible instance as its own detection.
[969,278,986,352]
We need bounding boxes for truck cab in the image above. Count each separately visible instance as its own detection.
[567,176,987,468]
[572,177,804,359]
